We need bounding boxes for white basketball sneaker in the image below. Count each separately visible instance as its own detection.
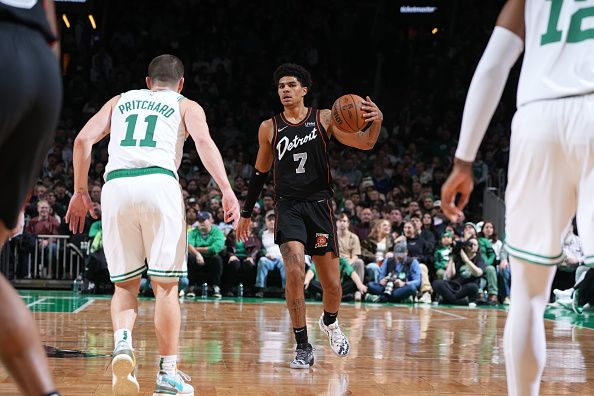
[153,369,194,395]
[318,314,350,356]
[112,341,139,395]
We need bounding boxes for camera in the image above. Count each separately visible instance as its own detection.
[452,239,471,255]
[384,273,395,295]
[384,281,394,295]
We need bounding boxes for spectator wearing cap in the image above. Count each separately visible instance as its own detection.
[304,257,367,301]
[187,211,226,298]
[432,237,486,305]
[434,231,454,280]
[365,241,421,303]
[254,212,285,298]
[186,196,200,211]
[336,213,366,301]
[464,222,497,304]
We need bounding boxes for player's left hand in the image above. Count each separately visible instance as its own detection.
[441,158,474,223]
[65,191,96,234]
[222,190,240,228]
[361,96,383,124]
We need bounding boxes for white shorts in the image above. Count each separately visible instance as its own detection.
[101,172,187,282]
[505,94,594,267]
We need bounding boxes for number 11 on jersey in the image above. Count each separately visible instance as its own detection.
[120,114,158,147]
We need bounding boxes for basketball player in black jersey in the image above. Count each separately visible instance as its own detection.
[0,1,61,395]
[236,63,383,368]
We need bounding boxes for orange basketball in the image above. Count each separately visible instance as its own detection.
[331,94,368,133]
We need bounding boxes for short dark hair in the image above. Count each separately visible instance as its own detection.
[337,212,350,221]
[273,63,312,89]
[148,54,184,84]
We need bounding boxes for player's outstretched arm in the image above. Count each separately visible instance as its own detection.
[66,96,118,233]
[183,99,240,227]
[236,120,274,241]
[324,96,383,150]
[441,0,525,222]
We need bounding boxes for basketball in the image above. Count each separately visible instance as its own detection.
[331,94,368,133]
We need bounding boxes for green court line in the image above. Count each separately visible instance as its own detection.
[16,289,594,330]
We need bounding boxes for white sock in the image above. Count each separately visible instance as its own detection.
[114,328,132,347]
[504,257,556,396]
[159,355,177,376]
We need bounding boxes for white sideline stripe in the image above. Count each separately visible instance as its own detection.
[73,299,95,313]
[26,298,48,307]
[432,309,468,320]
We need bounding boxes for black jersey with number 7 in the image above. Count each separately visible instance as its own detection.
[271,108,333,201]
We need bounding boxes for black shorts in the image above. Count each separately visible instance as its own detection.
[274,198,338,257]
[0,22,62,229]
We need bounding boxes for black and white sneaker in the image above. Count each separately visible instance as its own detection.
[318,314,350,357]
[290,343,314,369]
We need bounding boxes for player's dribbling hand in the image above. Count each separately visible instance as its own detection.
[222,190,240,228]
[361,96,383,124]
[441,158,474,223]
[236,217,251,242]
[65,191,97,234]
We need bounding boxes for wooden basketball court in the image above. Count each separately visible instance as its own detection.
[1,290,593,395]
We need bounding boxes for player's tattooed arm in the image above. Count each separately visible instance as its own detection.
[323,97,383,150]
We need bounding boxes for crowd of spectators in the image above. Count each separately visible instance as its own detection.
[7,1,574,306]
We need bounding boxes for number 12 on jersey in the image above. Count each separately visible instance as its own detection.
[542,0,594,45]
[120,114,158,147]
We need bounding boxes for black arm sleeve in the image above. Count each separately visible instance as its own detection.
[241,169,269,218]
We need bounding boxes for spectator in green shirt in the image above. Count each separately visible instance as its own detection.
[186,211,225,298]
[433,231,454,280]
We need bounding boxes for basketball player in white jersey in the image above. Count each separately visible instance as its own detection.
[441,0,594,395]
[66,54,240,396]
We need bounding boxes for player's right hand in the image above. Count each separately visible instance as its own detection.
[441,158,474,223]
[236,217,251,242]
[222,191,240,228]
[65,191,96,234]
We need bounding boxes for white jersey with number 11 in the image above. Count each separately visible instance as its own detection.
[105,89,186,179]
